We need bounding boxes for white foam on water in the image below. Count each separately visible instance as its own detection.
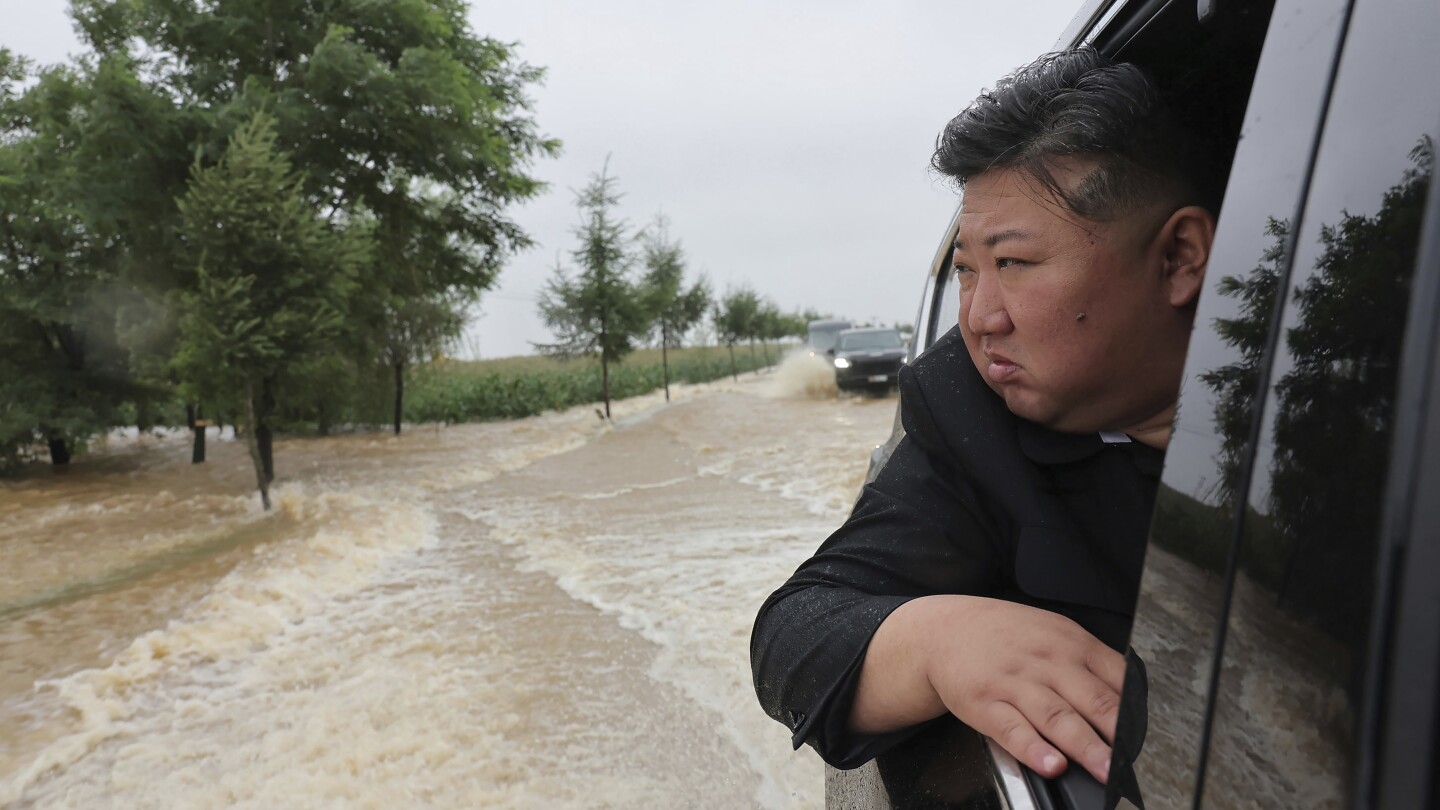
[480,503,830,809]
[696,436,873,520]
[572,477,692,501]
[1,484,438,807]
[4,369,886,809]
[763,352,840,401]
[0,491,268,610]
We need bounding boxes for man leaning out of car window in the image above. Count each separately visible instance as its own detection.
[751,46,1220,786]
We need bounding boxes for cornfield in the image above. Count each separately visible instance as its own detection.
[407,344,788,423]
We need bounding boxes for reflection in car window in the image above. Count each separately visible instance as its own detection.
[1198,0,1440,806]
[1117,0,1349,806]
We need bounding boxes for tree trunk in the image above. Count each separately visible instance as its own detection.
[136,397,151,434]
[762,339,771,366]
[192,404,206,464]
[393,361,405,435]
[257,377,276,483]
[728,344,737,381]
[748,338,758,372]
[601,354,612,419]
[661,323,671,402]
[317,402,330,437]
[244,381,271,511]
[46,434,71,466]
[192,423,207,464]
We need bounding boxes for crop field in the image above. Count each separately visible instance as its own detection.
[407,342,793,423]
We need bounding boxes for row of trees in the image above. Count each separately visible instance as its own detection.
[536,163,818,416]
[0,0,556,506]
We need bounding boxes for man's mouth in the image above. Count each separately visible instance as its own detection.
[986,358,1021,382]
[982,347,1022,383]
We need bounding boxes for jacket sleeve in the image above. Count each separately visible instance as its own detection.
[749,363,1006,769]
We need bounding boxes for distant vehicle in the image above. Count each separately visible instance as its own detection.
[829,327,905,393]
[806,319,852,357]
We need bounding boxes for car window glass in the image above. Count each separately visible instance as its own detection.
[933,266,961,344]
[1115,0,1350,806]
[1198,0,1440,806]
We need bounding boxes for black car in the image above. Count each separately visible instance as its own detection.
[830,0,1440,808]
[830,328,907,393]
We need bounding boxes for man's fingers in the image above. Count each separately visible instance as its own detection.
[1053,671,1122,745]
[1018,685,1113,784]
[1086,643,1127,694]
[976,701,1068,779]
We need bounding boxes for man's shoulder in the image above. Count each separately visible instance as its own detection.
[898,326,1019,453]
[901,326,1000,418]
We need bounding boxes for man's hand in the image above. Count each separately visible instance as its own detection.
[849,595,1126,783]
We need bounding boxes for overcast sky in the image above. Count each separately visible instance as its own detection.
[4,0,1084,358]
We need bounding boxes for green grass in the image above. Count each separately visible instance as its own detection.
[406,343,790,423]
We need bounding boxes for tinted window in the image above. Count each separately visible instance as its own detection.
[1116,0,1350,805]
[1198,0,1440,806]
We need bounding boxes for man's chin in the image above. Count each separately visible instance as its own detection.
[997,390,1056,426]
[998,392,1095,434]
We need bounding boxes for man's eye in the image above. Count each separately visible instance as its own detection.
[952,262,973,275]
[996,258,1027,269]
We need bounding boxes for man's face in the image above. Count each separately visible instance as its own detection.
[951,164,1193,436]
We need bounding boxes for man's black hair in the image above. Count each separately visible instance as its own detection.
[932,48,1218,221]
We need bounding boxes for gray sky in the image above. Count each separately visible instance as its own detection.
[4,0,1084,358]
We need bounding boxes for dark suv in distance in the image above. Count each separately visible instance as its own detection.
[829,0,1440,808]
[831,327,907,393]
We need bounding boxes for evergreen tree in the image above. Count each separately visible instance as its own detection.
[56,0,555,446]
[639,215,710,401]
[535,162,649,418]
[173,112,368,508]
[714,285,761,381]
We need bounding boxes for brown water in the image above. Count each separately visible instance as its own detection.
[0,353,888,808]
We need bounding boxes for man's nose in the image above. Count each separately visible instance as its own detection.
[965,272,1014,337]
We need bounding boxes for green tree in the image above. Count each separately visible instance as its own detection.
[173,112,367,508]
[535,163,650,418]
[755,299,801,365]
[0,52,141,470]
[73,0,557,435]
[714,285,761,381]
[1200,139,1432,642]
[639,216,710,401]
[1199,217,1288,506]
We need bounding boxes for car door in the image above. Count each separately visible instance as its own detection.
[1105,0,1354,806]
[1121,0,1440,807]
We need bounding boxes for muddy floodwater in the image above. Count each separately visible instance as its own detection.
[1,355,893,809]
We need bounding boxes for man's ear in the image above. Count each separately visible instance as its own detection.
[1160,205,1216,308]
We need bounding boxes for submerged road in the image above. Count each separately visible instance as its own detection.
[1,357,896,808]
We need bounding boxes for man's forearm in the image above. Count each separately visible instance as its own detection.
[846,593,1127,784]
[847,595,970,734]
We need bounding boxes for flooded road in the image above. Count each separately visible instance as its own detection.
[0,356,895,808]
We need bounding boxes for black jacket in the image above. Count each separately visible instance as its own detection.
[750,326,1162,768]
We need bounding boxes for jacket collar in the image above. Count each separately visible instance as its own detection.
[1016,419,1166,477]
[1016,419,1108,465]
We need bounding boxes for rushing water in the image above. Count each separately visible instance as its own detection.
[0,353,893,809]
